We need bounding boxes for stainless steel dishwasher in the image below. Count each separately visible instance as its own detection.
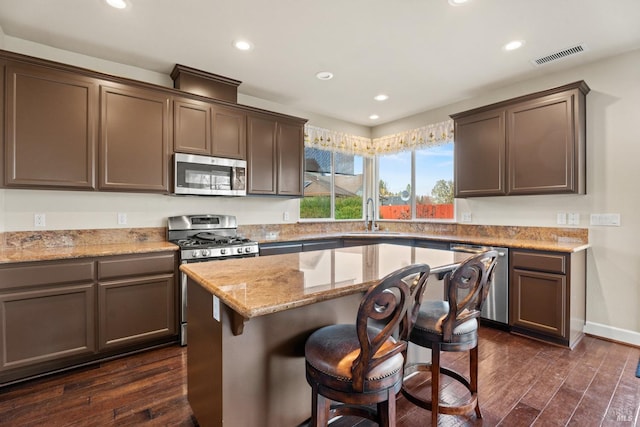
[449,243,509,325]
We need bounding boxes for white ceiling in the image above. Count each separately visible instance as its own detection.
[1,0,639,126]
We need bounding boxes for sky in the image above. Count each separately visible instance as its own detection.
[379,142,454,196]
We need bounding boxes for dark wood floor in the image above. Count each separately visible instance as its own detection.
[0,327,638,426]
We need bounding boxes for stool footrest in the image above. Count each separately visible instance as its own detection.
[401,362,479,417]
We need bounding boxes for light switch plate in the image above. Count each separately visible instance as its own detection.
[557,212,567,225]
[567,212,580,226]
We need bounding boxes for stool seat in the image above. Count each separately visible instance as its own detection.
[306,324,405,394]
[411,301,479,350]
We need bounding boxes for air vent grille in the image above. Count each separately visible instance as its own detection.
[531,44,587,66]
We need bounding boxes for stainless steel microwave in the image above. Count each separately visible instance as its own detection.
[174,153,247,196]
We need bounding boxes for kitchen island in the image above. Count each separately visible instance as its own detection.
[181,244,472,427]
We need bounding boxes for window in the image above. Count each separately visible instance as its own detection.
[378,141,454,221]
[301,147,364,220]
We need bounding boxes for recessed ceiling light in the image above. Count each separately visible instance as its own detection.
[448,0,469,6]
[504,40,525,51]
[233,40,254,51]
[315,71,334,81]
[374,94,389,101]
[369,114,380,120]
[106,0,127,9]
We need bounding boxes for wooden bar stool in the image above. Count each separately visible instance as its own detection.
[400,251,498,426]
[304,264,430,427]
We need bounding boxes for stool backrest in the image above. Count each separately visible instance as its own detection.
[352,263,430,391]
[441,250,498,341]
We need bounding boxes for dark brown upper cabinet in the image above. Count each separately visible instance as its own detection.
[99,84,171,193]
[247,113,305,196]
[451,81,589,198]
[453,108,506,197]
[4,62,98,190]
[173,97,212,156]
[212,105,246,160]
[174,99,247,160]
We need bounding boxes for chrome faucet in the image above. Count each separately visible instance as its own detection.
[365,197,377,231]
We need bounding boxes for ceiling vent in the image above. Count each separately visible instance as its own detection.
[531,44,588,66]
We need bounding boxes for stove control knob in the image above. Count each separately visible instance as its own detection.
[236,247,243,254]
[192,250,200,258]
[220,248,227,255]
[245,247,252,253]
[201,249,210,257]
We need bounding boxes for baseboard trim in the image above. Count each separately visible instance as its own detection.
[584,321,640,348]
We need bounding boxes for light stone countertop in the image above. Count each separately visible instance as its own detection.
[258,231,590,253]
[0,241,179,264]
[180,243,473,319]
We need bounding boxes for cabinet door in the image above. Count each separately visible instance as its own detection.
[98,274,176,350]
[212,105,246,159]
[510,268,566,339]
[247,114,277,194]
[454,108,506,197]
[507,91,578,195]
[174,98,211,155]
[0,283,96,371]
[5,63,97,189]
[99,84,170,192]
[277,121,304,196]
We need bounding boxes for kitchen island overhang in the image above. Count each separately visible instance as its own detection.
[181,244,472,427]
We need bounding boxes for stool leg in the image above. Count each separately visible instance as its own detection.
[377,388,396,427]
[431,344,440,426]
[470,345,482,419]
[311,384,330,427]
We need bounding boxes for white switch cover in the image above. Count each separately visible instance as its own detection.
[567,212,580,226]
[557,212,567,225]
[590,213,621,226]
[34,213,46,227]
[283,211,290,221]
[117,212,128,225]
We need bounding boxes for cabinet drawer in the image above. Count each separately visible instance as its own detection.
[0,260,95,291]
[511,251,566,274]
[98,253,175,279]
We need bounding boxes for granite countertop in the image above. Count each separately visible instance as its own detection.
[180,244,472,319]
[0,241,179,264]
[258,231,590,253]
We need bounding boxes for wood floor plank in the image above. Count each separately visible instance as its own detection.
[1,328,638,427]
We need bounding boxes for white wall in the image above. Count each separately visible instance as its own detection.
[374,49,640,344]
[0,36,370,231]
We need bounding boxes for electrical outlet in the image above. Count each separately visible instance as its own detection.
[117,212,128,225]
[461,212,472,223]
[34,213,46,227]
[283,211,290,221]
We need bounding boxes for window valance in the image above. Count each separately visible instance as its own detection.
[304,120,454,157]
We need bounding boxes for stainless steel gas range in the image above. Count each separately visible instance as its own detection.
[167,214,259,345]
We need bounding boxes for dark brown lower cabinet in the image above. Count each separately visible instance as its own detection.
[0,251,178,385]
[99,275,176,350]
[509,249,586,348]
[97,252,177,350]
